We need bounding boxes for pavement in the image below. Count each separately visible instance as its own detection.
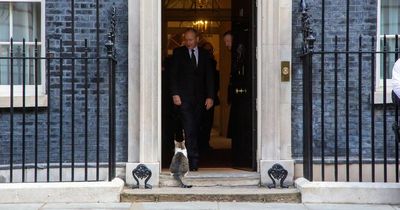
[1,202,400,210]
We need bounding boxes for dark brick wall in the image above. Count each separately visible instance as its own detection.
[0,0,128,165]
[292,0,399,162]
[3,0,393,168]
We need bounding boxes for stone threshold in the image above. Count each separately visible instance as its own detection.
[121,186,301,203]
[159,168,261,187]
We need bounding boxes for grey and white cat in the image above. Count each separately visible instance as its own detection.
[169,140,192,188]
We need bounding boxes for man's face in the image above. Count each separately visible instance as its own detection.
[223,34,232,50]
[184,31,199,49]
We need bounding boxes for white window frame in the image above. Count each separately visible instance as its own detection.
[0,0,46,107]
[374,0,399,103]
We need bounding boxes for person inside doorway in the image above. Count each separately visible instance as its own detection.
[161,54,185,168]
[223,31,246,105]
[169,28,215,171]
[223,30,253,168]
[199,42,220,154]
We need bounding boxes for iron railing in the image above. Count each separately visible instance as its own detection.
[0,3,117,183]
[301,0,400,182]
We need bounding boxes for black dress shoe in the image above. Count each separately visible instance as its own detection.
[189,158,199,171]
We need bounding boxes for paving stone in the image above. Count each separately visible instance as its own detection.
[0,203,43,210]
[219,202,307,210]
[131,202,218,210]
[41,202,132,210]
[305,204,395,210]
[0,202,398,210]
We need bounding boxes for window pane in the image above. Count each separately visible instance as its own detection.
[381,0,400,35]
[380,38,397,80]
[380,0,400,80]
[13,3,41,42]
[0,45,9,85]
[0,45,41,85]
[14,45,41,85]
[0,3,10,41]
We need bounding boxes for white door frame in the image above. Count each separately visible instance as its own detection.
[126,0,293,187]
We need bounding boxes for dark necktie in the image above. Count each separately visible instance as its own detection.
[191,49,197,68]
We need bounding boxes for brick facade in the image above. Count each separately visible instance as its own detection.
[292,0,398,162]
[0,0,395,169]
[0,0,128,165]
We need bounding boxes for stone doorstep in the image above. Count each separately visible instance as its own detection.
[121,187,301,203]
[0,178,125,203]
[295,177,400,205]
[159,169,261,187]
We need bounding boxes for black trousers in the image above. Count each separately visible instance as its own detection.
[393,91,400,143]
[200,106,214,151]
[179,99,204,167]
[393,91,400,106]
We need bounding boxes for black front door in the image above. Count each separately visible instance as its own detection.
[229,0,257,170]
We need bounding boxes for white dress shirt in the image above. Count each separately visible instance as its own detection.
[392,59,400,97]
[188,46,199,66]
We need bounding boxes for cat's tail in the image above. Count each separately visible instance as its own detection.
[173,174,192,188]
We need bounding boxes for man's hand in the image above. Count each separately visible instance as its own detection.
[172,95,182,106]
[205,98,214,110]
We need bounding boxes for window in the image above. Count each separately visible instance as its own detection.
[0,0,45,98]
[376,0,400,89]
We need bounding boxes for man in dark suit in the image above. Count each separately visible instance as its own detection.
[170,28,215,171]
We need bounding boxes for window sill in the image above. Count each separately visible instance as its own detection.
[0,95,48,108]
[373,88,393,104]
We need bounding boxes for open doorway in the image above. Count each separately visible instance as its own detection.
[161,0,257,171]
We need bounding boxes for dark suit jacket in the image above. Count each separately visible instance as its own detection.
[170,46,215,103]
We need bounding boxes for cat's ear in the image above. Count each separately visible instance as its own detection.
[174,140,178,145]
